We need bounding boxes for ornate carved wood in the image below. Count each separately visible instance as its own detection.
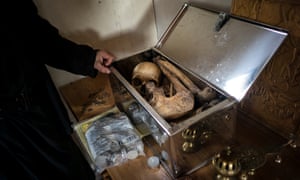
[231,0,300,142]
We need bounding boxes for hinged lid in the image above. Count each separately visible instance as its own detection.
[155,3,287,101]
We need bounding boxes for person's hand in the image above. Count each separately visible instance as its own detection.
[94,50,115,74]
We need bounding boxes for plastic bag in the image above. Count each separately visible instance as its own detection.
[85,112,145,173]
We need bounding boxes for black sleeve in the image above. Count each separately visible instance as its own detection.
[2,0,98,78]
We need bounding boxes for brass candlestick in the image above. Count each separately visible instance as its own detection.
[212,147,241,180]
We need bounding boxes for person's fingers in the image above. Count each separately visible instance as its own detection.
[99,50,115,66]
[94,62,111,74]
[104,57,113,66]
[94,50,115,74]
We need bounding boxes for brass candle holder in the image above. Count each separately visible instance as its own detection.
[212,147,241,180]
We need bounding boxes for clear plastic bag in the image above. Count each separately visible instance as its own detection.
[127,101,167,145]
[85,112,145,173]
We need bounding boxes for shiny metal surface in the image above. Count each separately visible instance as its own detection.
[153,0,232,39]
[189,0,232,13]
[112,47,237,177]
[158,4,287,101]
[112,63,235,135]
[111,66,173,134]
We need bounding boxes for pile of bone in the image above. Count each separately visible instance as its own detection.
[131,56,218,121]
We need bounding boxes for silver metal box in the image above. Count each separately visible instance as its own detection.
[111,3,287,178]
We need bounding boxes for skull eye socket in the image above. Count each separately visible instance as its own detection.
[132,78,142,86]
[132,78,158,87]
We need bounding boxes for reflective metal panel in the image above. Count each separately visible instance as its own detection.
[158,5,287,101]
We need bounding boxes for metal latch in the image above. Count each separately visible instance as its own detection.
[215,12,230,32]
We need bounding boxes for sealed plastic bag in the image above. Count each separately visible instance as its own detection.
[85,112,145,173]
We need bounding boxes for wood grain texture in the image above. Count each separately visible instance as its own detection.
[231,0,300,141]
[60,74,115,121]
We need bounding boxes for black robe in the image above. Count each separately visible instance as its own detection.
[1,0,99,179]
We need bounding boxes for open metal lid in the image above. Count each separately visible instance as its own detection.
[155,3,287,101]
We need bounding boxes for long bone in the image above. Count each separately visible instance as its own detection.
[145,59,194,120]
[155,58,217,103]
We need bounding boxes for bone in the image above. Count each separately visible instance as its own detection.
[145,57,194,120]
[156,59,189,93]
[195,99,221,114]
[154,57,199,93]
[154,57,217,102]
[145,81,194,120]
[197,86,217,102]
[169,83,174,96]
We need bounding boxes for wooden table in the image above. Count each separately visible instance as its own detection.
[60,75,300,180]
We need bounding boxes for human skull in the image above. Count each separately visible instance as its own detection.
[132,61,161,95]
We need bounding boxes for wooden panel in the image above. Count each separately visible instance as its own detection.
[231,0,300,142]
[60,74,115,121]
